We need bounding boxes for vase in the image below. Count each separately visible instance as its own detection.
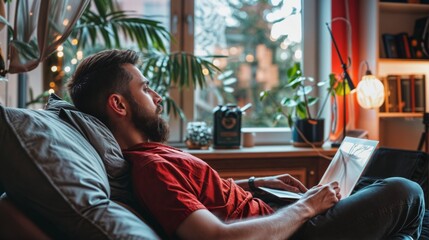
[292,119,324,147]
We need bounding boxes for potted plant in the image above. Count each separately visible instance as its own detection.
[184,122,212,150]
[260,62,341,147]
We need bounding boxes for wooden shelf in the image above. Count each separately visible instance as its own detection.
[379,2,429,13]
[378,112,423,118]
[379,58,429,63]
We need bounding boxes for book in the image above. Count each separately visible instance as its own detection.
[400,75,412,112]
[396,33,412,58]
[382,34,399,58]
[386,75,400,112]
[413,74,426,112]
[380,77,389,112]
[410,75,416,112]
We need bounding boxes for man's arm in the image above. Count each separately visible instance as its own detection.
[176,182,340,240]
[236,174,308,193]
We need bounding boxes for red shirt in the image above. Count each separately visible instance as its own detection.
[123,142,273,238]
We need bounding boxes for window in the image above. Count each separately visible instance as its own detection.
[117,0,312,145]
[193,0,302,129]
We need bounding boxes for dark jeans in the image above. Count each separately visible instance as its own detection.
[291,177,425,240]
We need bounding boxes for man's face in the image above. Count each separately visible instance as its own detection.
[124,64,169,143]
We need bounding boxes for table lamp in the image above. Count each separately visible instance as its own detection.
[356,61,385,109]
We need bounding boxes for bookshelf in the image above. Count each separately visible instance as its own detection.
[359,0,429,150]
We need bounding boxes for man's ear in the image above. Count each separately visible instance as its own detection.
[107,94,127,116]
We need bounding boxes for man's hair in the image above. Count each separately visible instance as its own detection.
[67,49,140,125]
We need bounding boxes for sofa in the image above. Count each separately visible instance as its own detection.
[0,94,428,239]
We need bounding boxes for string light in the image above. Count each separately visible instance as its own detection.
[245,54,254,62]
[76,51,83,60]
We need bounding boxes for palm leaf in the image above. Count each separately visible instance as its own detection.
[73,5,171,52]
[141,51,221,90]
[164,95,186,119]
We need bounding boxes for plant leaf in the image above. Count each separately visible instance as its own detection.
[222,77,237,85]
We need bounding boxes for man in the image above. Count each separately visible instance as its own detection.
[67,49,425,239]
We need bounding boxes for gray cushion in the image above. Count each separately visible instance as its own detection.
[0,99,159,239]
[45,94,135,206]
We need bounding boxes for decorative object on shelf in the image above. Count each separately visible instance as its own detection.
[356,61,385,109]
[212,103,251,149]
[242,131,255,148]
[413,16,429,58]
[185,122,212,150]
[326,19,356,148]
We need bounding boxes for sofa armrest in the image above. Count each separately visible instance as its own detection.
[0,197,50,240]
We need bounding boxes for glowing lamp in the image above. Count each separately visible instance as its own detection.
[356,63,385,109]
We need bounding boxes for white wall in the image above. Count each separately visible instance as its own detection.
[302,0,332,141]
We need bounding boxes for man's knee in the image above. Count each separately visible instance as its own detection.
[382,177,424,204]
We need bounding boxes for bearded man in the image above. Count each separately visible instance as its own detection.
[67,49,425,240]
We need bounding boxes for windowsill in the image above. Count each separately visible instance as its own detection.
[183,143,337,160]
[170,127,293,148]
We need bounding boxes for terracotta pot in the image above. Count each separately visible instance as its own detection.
[292,119,324,147]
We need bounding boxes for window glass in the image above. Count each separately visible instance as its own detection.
[194,0,302,127]
[118,0,170,47]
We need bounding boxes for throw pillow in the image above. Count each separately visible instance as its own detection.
[44,94,135,206]
[0,103,159,239]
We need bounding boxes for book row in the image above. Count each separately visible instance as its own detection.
[380,74,426,113]
[382,16,429,59]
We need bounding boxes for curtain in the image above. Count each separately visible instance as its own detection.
[8,0,90,73]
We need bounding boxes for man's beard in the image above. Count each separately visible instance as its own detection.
[128,97,169,143]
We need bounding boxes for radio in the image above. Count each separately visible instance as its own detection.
[213,103,251,149]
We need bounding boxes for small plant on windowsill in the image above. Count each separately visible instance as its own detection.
[259,62,343,147]
[185,122,213,150]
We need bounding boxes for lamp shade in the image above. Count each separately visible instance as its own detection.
[356,74,385,109]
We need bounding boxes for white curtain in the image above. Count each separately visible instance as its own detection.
[8,0,90,73]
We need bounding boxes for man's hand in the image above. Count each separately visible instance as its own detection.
[255,174,308,193]
[297,181,341,217]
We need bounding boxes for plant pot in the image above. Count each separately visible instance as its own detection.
[292,119,324,147]
[185,140,210,150]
